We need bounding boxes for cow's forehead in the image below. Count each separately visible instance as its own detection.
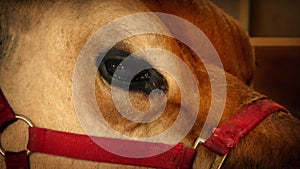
[1,0,182,64]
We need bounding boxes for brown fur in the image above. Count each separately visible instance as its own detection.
[0,0,299,169]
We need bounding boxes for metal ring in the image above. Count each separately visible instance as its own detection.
[0,114,35,156]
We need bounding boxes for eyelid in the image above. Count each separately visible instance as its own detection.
[97,47,151,69]
[96,47,129,66]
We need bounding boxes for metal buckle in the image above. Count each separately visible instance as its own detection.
[210,154,228,169]
[193,137,205,149]
[0,114,35,156]
[193,137,228,169]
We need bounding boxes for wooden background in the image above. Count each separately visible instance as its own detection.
[212,0,300,118]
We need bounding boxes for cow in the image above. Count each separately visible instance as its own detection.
[0,0,299,168]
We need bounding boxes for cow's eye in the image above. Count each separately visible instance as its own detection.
[98,48,168,94]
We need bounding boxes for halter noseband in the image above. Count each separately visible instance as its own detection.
[0,89,287,169]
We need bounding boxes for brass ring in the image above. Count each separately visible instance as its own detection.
[0,114,35,156]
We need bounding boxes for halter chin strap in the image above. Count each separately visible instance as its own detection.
[0,89,287,169]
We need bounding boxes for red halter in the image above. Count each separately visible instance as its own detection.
[0,89,287,169]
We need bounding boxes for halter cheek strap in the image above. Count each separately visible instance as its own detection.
[196,99,287,169]
[0,90,17,132]
[203,99,287,156]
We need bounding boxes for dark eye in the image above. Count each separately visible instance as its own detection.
[98,48,168,94]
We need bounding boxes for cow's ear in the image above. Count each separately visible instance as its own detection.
[142,0,254,85]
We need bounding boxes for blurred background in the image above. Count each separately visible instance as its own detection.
[211,0,300,118]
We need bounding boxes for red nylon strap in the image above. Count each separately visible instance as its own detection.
[5,151,30,169]
[203,99,287,155]
[0,90,17,132]
[28,127,196,169]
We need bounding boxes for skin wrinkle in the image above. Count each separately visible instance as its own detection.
[0,0,299,169]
